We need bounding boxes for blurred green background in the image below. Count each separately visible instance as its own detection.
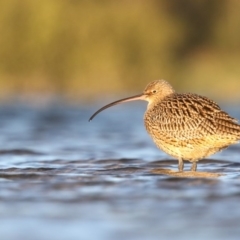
[0,0,240,102]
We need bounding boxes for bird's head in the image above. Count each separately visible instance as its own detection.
[89,79,175,121]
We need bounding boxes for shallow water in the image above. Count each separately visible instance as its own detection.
[0,102,240,240]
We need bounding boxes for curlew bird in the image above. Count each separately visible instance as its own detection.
[89,80,240,172]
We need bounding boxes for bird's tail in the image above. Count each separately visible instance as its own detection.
[216,118,240,139]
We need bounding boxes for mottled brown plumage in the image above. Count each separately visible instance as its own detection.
[89,80,240,172]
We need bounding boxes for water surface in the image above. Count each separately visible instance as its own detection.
[0,102,240,240]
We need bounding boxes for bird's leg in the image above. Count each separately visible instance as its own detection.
[191,161,197,171]
[178,158,184,172]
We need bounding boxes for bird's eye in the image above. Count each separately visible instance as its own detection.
[152,90,157,94]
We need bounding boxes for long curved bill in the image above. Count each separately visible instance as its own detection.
[89,93,145,121]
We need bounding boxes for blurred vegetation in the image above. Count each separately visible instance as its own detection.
[0,0,240,102]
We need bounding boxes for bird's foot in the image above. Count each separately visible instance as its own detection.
[178,158,184,172]
[190,162,197,171]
